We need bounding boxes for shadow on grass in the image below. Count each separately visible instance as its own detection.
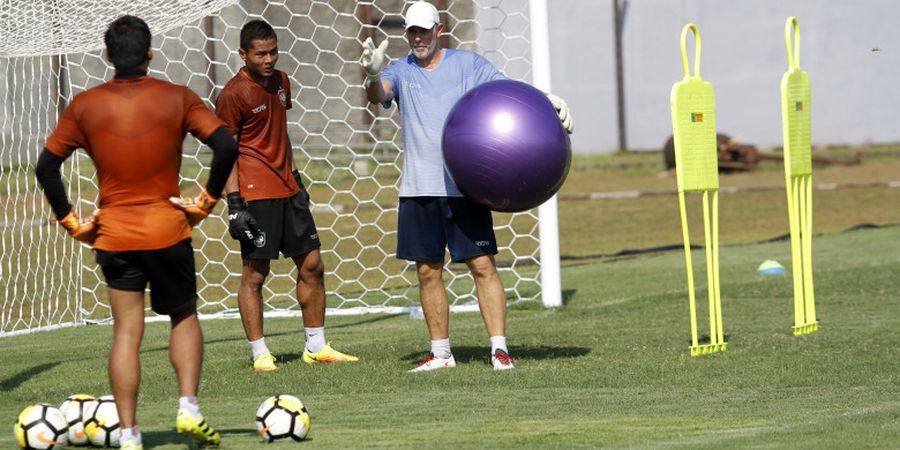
[0,362,58,391]
[401,345,591,365]
[142,429,188,449]
[273,352,304,365]
[562,288,578,306]
[196,428,314,446]
[144,313,402,352]
[143,427,294,448]
[686,334,732,345]
[327,313,401,330]
[506,289,578,309]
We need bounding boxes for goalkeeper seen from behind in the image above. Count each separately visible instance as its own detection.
[34,15,237,450]
[215,20,358,372]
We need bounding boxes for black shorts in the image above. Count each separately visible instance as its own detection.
[242,190,321,260]
[396,196,498,264]
[95,238,197,316]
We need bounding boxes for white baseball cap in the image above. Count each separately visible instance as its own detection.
[404,1,440,30]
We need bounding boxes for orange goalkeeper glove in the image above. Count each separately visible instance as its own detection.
[56,210,98,244]
[169,189,218,227]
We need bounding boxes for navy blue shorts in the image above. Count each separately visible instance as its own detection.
[397,196,498,264]
[242,189,321,260]
[95,238,197,316]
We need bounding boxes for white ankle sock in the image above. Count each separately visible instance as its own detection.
[120,426,141,444]
[305,327,325,353]
[490,336,508,354]
[248,337,270,360]
[179,396,201,417]
[431,338,452,359]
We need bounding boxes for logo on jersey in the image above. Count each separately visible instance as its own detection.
[251,104,267,114]
[253,231,267,248]
[277,88,287,107]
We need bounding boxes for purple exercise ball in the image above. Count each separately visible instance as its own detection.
[442,79,571,212]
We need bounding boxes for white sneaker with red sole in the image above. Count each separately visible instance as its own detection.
[408,354,456,372]
[491,349,515,371]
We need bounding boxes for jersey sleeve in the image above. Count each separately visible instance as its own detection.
[214,86,244,135]
[44,102,86,158]
[184,88,225,140]
[472,53,507,85]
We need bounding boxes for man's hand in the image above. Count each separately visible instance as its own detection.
[57,210,98,244]
[361,37,389,79]
[226,193,260,243]
[547,93,574,134]
[169,189,217,227]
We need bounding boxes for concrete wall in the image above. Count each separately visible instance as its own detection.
[4,0,898,160]
[549,0,900,153]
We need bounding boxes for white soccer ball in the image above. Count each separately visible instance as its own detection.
[58,394,95,446]
[255,395,311,442]
[83,395,120,448]
[14,403,69,449]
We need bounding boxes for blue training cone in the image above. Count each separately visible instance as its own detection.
[757,259,785,275]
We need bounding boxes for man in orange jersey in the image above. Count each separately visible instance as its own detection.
[34,15,237,450]
[216,20,357,372]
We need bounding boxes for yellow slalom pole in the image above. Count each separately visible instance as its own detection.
[781,16,817,335]
[702,191,716,344]
[802,174,817,326]
[712,190,725,349]
[671,24,726,355]
[788,176,803,329]
[679,191,699,349]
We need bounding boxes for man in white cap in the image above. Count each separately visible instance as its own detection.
[361,1,573,372]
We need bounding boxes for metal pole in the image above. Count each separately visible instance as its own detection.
[529,0,562,308]
[613,0,627,152]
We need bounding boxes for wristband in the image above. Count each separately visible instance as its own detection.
[227,192,246,210]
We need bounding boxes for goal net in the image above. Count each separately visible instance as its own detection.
[0,0,545,336]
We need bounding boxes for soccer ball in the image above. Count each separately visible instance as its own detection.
[58,394,95,446]
[255,395,311,442]
[14,403,69,449]
[83,395,120,447]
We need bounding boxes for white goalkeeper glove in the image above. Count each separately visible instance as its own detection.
[547,93,574,134]
[361,37,389,80]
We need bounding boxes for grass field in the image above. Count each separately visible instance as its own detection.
[557,144,900,257]
[2,146,900,448]
[2,223,900,448]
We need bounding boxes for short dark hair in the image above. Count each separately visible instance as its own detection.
[240,20,277,51]
[104,15,151,70]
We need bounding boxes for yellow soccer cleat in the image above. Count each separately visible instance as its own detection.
[176,408,221,447]
[120,441,144,450]
[253,353,277,372]
[302,343,359,364]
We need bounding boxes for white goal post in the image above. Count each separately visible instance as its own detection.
[0,0,561,336]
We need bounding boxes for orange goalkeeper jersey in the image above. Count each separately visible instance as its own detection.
[215,68,298,201]
[44,75,224,251]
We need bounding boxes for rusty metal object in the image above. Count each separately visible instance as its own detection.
[663,133,757,172]
[662,133,861,172]
[755,149,863,166]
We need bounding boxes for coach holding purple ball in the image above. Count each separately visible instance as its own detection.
[362,1,573,373]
